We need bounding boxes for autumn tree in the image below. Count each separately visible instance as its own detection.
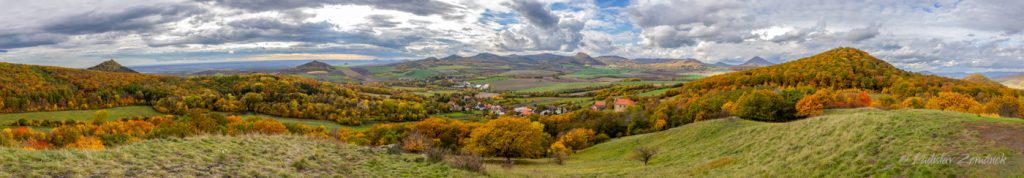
[794,94,827,117]
[465,117,549,165]
[899,97,925,109]
[926,92,983,114]
[554,128,597,152]
[983,96,1023,118]
[735,90,793,121]
[65,136,105,150]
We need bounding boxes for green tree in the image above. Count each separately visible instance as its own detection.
[735,90,794,121]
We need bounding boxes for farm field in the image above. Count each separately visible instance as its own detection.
[0,135,478,177]
[487,108,1024,177]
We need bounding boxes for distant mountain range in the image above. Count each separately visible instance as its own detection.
[130,60,403,74]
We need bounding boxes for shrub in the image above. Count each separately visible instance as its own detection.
[555,128,597,151]
[899,97,925,108]
[65,136,105,150]
[446,154,485,172]
[424,148,449,162]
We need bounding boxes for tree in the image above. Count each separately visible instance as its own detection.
[899,97,925,109]
[796,94,826,117]
[983,96,1022,118]
[926,92,983,114]
[735,90,794,121]
[465,117,549,165]
[632,146,658,165]
[555,128,597,151]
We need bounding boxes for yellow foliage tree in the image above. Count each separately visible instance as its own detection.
[465,117,548,165]
[925,92,983,114]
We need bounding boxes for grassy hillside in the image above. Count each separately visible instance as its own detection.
[0,106,162,129]
[0,135,478,177]
[489,109,1024,177]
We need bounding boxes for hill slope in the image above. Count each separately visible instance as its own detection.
[0,135,477,177]
[490,109,1024,177]
[87,59,138,73]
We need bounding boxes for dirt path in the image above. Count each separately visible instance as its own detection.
[964,121,1024,154]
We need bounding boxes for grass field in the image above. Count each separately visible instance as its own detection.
[513,82,611,93]
[563,68,633,78]
[0,106,163,129]
[488,108,1024,177]
[638,88,671,97]
[0,135,478,177]
[613,80,686,86]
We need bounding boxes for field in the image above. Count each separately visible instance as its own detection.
[487,108,1024,177]
[512,82,611,93]
[0,106,163,129]
[0,135,478,177]
[564,68,635,78]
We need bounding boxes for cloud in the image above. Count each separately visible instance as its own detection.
[42,4,206,35]
[365,15,401,28]
[505,0,558,28]
[841,25,880,42]
[0,33,65,49]
[951,0,1024,35]
[233,53,375,60]
[195,0,460,17]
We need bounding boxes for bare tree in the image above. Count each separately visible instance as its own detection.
[632,146,658,165]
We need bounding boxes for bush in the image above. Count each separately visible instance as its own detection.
[446,154,485,172]
[424,148,449,162]
[899,97,925,108]
[983,96,1023,118]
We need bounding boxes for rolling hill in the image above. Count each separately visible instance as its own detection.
[0,135,478,177]
[996,75,1024,89]
[728,56,775,70]
[87,59,138,73]
[490,109,1024,177]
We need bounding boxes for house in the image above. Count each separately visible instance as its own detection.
[591,101,607,110]
[614,98,636,112]
[514,106,533,116]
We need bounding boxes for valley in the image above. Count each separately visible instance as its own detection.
[2,48,1023,177]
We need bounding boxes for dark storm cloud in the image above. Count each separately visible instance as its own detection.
[42,5,206,35]
[505,0,558,28]
[195,0,459,17]
[0,33,65,49]
[365,15,401,28]
[145,17,424,49]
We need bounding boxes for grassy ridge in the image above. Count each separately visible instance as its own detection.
[0,135,478,177]
[489,109,1024,177]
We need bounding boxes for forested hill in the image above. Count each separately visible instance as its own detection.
[655,47,1023,127]
[681,47,910,92]
[0,62,434,125]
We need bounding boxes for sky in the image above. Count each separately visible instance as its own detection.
[0,0,1022,73]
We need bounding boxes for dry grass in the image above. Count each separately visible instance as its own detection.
[0,135,479,177]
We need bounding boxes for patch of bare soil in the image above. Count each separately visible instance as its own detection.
[964,122,1024,154]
